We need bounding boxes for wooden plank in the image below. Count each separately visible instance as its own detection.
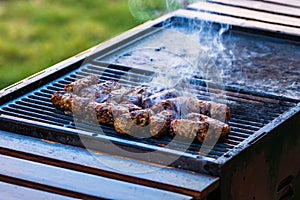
[0,154,192,200]
[188,1,300,28]
[0,181,79,200]
[0,130,219,199]
[173,9,300,37]
[0,174,103,200]
[261,0,300,8]
[209,0,300,18]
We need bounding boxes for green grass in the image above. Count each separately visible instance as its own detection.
[0,0,145,89]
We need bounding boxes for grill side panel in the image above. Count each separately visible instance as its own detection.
[220,105,300,200]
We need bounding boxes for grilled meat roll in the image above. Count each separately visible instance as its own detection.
[114,109,153,136]
[77,102,141,125]
[110,86,149,106]
[64,76,121,102]
[151,97,230,123]
[51,91,141,125]
[151,97,183,114]
[186,113,230,139]
[142,89,177,108]
[169,113,230,143]
[170,119,209,143]
[209,102,231,123]
[114,113,134,135]
[64,75,99,93]
[51,91,89,112]
[114,109,177,138]
[149,110,177,138]
[110,86,177,108]
[77,81,120,100]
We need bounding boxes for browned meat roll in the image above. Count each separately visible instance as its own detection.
[114,113,134,135]
[149,110,177,138]
[150,97,183,114]
[77,82,120,101]
[51,91,141,125]
[142,89,177,108]
[186,113,230,139]
[209,102,231,124]
[78,102,141,125]
[114,109,177,138]
[64,76,121,102]
[170,112,230,143]
[64,75,99,93]
[114,109,153,137]
[110,86,146,106]
[170,119,209,143]
[151,97,230,123]
[51,91,90,112]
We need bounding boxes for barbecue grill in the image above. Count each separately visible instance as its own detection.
[1,1,299,199]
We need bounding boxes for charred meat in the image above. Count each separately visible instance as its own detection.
[110,86,150,106]
[51,91,90,112]
[149,110,177,138]
[151,97,230,123]
[186,113,230,139]
[170,119,209,143]
[114,109,153,137]
[64,75,99,93]
[51,91,141,125]
[52,76,231,143]
[142,89,178,108]
[77,81,121,101]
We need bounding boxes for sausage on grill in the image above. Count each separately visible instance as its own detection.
[64,75,99,93]
[151,97,230,123]
[149,110,177,138]
[51,91,141,125]
[114,109,153,137]
[186,113,230,139]
[142,89,178,108]
[64,76,121,102]
[51,91,88,112]
[170,119,209,143]
[169,112,230,143]
[114,109,178,138]
[110,86,151,106]
[77,81,122,102]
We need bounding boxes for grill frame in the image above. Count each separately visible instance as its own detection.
[0,10,299,176]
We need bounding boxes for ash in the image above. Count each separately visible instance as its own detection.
[102,26,300,100]
[219,31,300,100]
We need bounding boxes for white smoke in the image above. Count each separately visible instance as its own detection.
[128,0,200,22]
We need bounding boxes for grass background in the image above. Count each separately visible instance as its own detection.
[0,0,145,89]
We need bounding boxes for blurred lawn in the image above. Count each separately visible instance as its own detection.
[0,0,142,89]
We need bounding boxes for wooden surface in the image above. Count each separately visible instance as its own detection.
[261,0,300,8]
[0,181,79,200]
[0,130,218,199]
[173,9,300,38]
[187,0,300,37]
[0,154,191,200]
[189,1,300,27]
[209,0,300,17]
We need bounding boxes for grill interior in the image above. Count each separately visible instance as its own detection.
[0,62,297,160]
[0,15,299,171]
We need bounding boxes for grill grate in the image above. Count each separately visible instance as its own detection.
[0,63,297,160]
